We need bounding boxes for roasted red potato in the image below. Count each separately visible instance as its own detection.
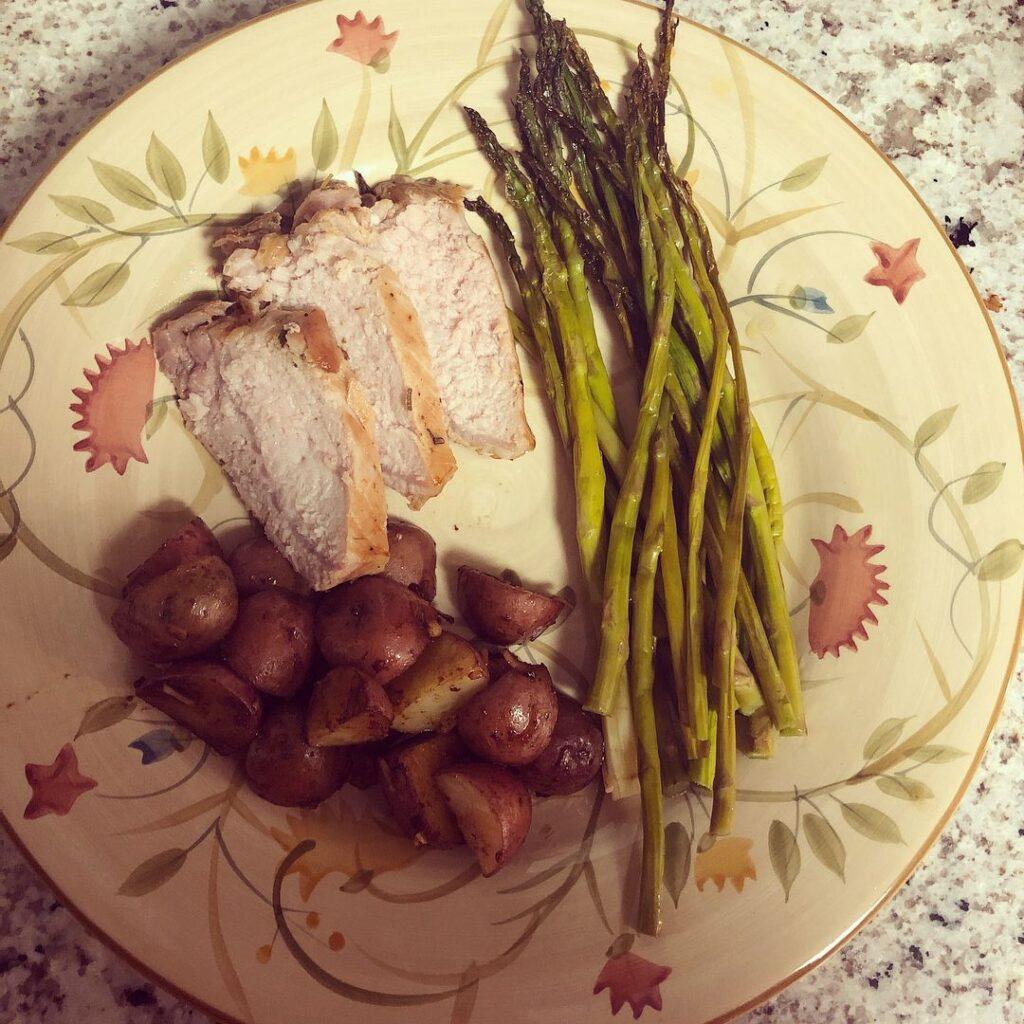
[134,660,260,756]
[380,518,437,600]
[457,567,566,645]
[379,732,468,847]
[386,631,489,734]
[112,555,238,661]
[457,662,558,766]
[315,576,441,684]
[123,517,224,596]
[436,762,533,876]
[221,589,315,697]
[244,702,349,807]
[228,535,310,597]
[518,694,605,795]
[306,666,394,746]
[346,742,388,790]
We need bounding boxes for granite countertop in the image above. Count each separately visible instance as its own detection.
[0,1,1021,1021]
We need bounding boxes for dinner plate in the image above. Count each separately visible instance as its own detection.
[0,2,1020,1021]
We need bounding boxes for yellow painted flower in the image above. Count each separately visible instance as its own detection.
[270,795,421,901]
[238,146,297,196]
[694,836,756,893]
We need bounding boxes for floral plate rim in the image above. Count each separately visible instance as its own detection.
[0,1,1021,1021]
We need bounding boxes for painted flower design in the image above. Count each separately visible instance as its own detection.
[327,12,398,71]
[70,339,156,474]
[270,796,420,900]
[808,524,889,658]
[864,238,926,304]
[594,952,671,1018]
[238,146,297,196]
[694,836,756,892]
[23,743,97,819]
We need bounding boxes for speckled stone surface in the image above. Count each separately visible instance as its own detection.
[0,1,1021,1022]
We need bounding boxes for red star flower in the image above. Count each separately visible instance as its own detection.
[327,12,398,69]
[23,744,97,820]
[594,951,671,1018]
[863,238,926,304]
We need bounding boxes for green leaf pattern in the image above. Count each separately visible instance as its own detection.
[768,820,800,901]
[146,134,187,201]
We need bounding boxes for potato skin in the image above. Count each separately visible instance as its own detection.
[306,666,394,746]
[315,576,440,684]
[135,660,261,756]
[457,665,558,766]
[379,732,468,847]
[457,567,566,645]
[221,590,315,697]
[436,762,533,876]
[518,695,605,795]
[112,555,238,661]
[381,519,437,600]
[245,702,349,807]
[124,517,223,596]
[228,535,310,597]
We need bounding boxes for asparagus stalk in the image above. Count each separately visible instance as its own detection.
[629,404,672,936]
[587,141,675,716]
[741,707,777,759]
[465,197,569,446]
[464,108,608,604]
[709,251,753,837]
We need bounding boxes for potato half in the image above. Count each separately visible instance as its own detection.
[135,660,261,756]
[245,702,350,807]
[436,762,533,876]
[386,631,489,734]
[112,555,238,661]
[381,518,437,600]
[123,517,224,596]
[456,663,558,766]
[379,732,468,847]
[221,589,316,697]
[307,666,394,746]
[315,576,441,684]
[518,694,605,795]
[457,567,566,645]
[228,535,311,597]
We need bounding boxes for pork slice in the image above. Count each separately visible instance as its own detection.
[152,302,388,590]
[370,176,535,459]
[213,212,284,259]
[223,208,456,508]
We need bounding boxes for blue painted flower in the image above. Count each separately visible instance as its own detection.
[790,285,833,314]
[129,728,188,765]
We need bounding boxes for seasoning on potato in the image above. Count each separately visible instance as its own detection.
[457,662,558,766]
[436,762,533,876]
[518,694,605,796]
[221,589,316,697]
[112,554,238,661]
[315,576,441,684]
[228,534,310,597]
[135,660,261,756]
[386,630,489,734]
[381,518,437,600]
[457,566,567,645]
[306,666,394,746]
[245,702,349,807]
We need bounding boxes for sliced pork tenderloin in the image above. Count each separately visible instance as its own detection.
[369,176,534,459]
[152,302,388,590]
[222,197,456,508]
